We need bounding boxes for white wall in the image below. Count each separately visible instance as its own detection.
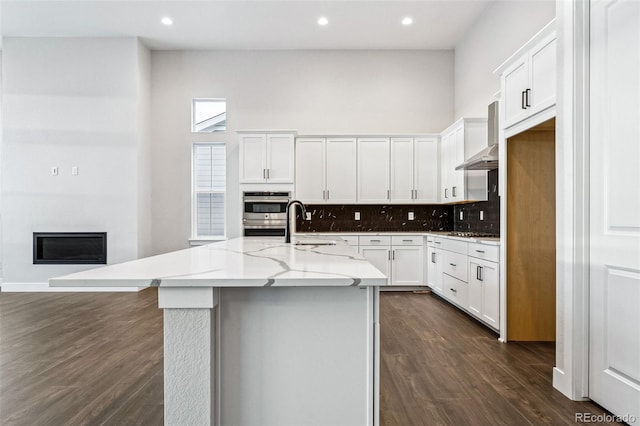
[1,37,149,283]
[136,40,152,258]
[150,50,454,254]
[454,0,555,118]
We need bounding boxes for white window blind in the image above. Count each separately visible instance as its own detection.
[193,143,226,238]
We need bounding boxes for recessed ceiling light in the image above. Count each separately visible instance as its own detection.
[402,17,413,26]
[161,17,173,26]
[317,17,329,26]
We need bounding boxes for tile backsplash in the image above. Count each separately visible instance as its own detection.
[296,204,453,233]
[453,169,500,234]
[294,170,500,235]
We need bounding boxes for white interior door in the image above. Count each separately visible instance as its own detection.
[589,0,640,420]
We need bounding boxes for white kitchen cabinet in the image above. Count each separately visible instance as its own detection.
[426,236,443,295]
[358,138,390,203]
[498,23,556,129]
[390,136,439,203]
[439,119,488,203]
[358,235,423,286]
[240,132,295,183]
[468,257,499,330]
[295,137,357,204]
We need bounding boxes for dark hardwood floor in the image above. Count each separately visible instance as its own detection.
[0,289,615,425]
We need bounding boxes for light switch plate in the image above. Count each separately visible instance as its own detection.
[51,167,59,176]
[71,166,79,176]
[459,211,464,220]
[354,212,361,221]
[480,211,484,221]
[305,212,311,221]
[408,212,415,221]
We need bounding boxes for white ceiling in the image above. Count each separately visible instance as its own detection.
[1,0,496,50]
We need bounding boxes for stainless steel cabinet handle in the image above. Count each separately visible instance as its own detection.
[475,250,485,253]
[522,90,527,109]
[431,252,436,263]
[387,189,390,200]
[477,265,484,281]
[392,250,395,260]
[263,169,266,179]
[450,288,457,293]
[388,250,391,260]
[452,186,457,197]
[525,88,531,107]
[445,188,448,199]
[435,241,441,245]
[267,169,270,179]
[327,190,330,200]
[402,239,413,243]
[449,263,456,267]
[371,239,381,243]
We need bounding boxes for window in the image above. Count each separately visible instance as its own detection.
[192,98,226,132]
[192,143,226,239]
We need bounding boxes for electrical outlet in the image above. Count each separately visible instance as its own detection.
[480,211,484,221]
[408,211,415,221]
[354,212,361,221]
[305,212,311,221]
[51,167,59,176]
[71,166,79,176]
[459,211,464,220]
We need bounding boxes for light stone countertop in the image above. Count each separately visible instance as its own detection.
[298,231,501,246]
[49,236,388,289]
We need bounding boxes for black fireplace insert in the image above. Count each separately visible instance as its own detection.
[33,232,107,265]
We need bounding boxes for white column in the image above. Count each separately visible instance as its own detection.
[158,287,219,425]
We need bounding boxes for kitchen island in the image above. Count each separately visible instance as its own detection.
[50,236,388,426]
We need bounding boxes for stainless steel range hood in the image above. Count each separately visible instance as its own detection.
[455,101,499,171]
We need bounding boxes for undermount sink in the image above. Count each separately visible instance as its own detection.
[294,239,337,246]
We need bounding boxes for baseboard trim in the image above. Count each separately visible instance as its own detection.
[0,282,145,292]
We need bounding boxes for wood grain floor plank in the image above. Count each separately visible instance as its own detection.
[1,288,617,425]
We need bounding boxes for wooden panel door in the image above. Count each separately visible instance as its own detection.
[295,138,325,203]
[326,138,357,203]
[390,137,414,203]
[589,0,640,420]
[239,134,267,183]
[266,134,294,183]
[502,56,529,128]
[414,137,439,203]
[357,138,390,203]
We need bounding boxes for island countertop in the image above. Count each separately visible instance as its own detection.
[49,236,388,288]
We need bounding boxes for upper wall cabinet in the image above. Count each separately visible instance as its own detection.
[296,137,357,204]
[358,138,391,203]
[440,118,488,203]
[239,131,295,184]
[497,21,556,129]
[390,137,439,204]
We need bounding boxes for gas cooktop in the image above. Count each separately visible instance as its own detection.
[446,231,500,238]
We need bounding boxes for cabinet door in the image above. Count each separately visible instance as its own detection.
[502,56,529,128]
[414,137,439,203]
[266,134,294,183]
[360,246,390,280]
[440,133,451,201]
[390,138,414,203]
[480,260,499,329]
[427,247,443,294]
[468,259,483,319]
[240,134,267,183]
[391,246,423,286]
[295,138,326,203]
[326,138,357,203]
[529,35,556,117]
[451,125,466,202]
[357,138,390,203]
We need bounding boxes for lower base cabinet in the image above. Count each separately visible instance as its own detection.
[468,257,499,329]
[443,273,469,308]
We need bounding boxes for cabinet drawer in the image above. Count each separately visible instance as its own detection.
[359,236,391,246]
[468,243,499,263]
[426,235,435,246]
[391,235,422,246]
[442,238,468,255]
[443,250,468,282]
[339,236,359,247]
[443,274,469,309]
